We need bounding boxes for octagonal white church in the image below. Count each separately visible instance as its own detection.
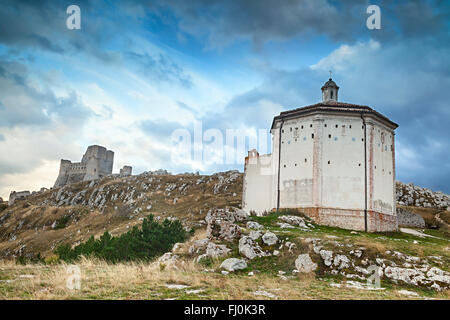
[242,78,398,232]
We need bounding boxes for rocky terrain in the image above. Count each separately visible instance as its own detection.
[0,170,242,259]
[396,181,449,209]
[0,171,449,299]
[177,207,450,293]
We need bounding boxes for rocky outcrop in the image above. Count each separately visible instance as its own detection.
[396,208,426,228]
[205,208,246,242]
[309,237,450,291]
[295,254,317,273]
[261,232,278,246]
[238,236,266,260]
[396,181,449,209]
[220,258,247,272]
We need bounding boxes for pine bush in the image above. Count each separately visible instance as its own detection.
[55,214,191,262]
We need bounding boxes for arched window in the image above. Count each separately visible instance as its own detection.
[330,90,334,99]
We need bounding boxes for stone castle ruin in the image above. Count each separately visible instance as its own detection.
[8,191,31,206]
[54,145,132,188]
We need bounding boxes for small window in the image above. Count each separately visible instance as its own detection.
[295,163,297,167]
[311,133,314,139]
[349,125,352,129]
[328,160,331,164]
[282,129,284,133]
[310,124,312,128]
[328,134,331,138]
[283,165,286,168]
[301,125,304,129]
[324,124,327,127]
[290,127,292,132]
[362,138,364,141]
[335,124,338,128]
[330,91,334,99]
[358,163,361,167]
[304,158,307,163]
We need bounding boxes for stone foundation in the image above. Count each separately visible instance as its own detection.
[286,207,398,232]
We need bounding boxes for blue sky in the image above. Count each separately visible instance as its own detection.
[0,0,449,199]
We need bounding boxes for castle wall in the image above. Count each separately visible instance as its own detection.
[53,145,114,188]
[8,190,31,206]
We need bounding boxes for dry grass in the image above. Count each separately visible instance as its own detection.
[1,257,449,300]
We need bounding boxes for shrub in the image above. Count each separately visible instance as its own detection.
[54,215,70,229]
[55,214,192,263]
[0,203,7,213]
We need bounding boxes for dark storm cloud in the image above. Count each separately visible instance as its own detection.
[158,0,449,48]
[199,36,450,192]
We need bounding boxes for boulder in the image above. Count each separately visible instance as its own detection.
[205,242,231,258]
[239,236,265,259]
[220,258,247,272]
[249,230,262,240]
[188,238,210,254]
[158,252,178,264]
[246,221,263,230]
[320,250,334,266]
[262,232,278,246]
[295,254,317,273]
[205,208,242,241]
[279,215,308,229]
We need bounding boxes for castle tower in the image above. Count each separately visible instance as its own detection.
[243,78,398,232]
[53,145,114,187]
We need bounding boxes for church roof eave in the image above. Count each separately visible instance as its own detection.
[270,102,398,130]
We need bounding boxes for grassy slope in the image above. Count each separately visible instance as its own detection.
[0,212,449,299]
[0,172,242,259]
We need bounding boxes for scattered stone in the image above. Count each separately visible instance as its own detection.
[276,222,294,229]
[295,254,318,273]
[239,236,265,259]
[397,290,419,297]
[205,242,231,258]
[249,230,262,240]
[262,232,278,246]
[253,290,278,299]
[165,284,189,289]
[158,252,178,264]
[220,258,247,272]
[246,221,263,230]
[279,215,309,228]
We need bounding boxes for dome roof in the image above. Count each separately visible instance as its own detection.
[321,78,339,90]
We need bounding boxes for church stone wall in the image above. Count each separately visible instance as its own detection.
[320,115,365,210]
[277,116,314,208]
[242,150,273,215]
[242,79,398,232]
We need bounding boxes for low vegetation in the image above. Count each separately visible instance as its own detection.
[55,215,192,263]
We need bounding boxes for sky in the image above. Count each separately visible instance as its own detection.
[0,0,449,200]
